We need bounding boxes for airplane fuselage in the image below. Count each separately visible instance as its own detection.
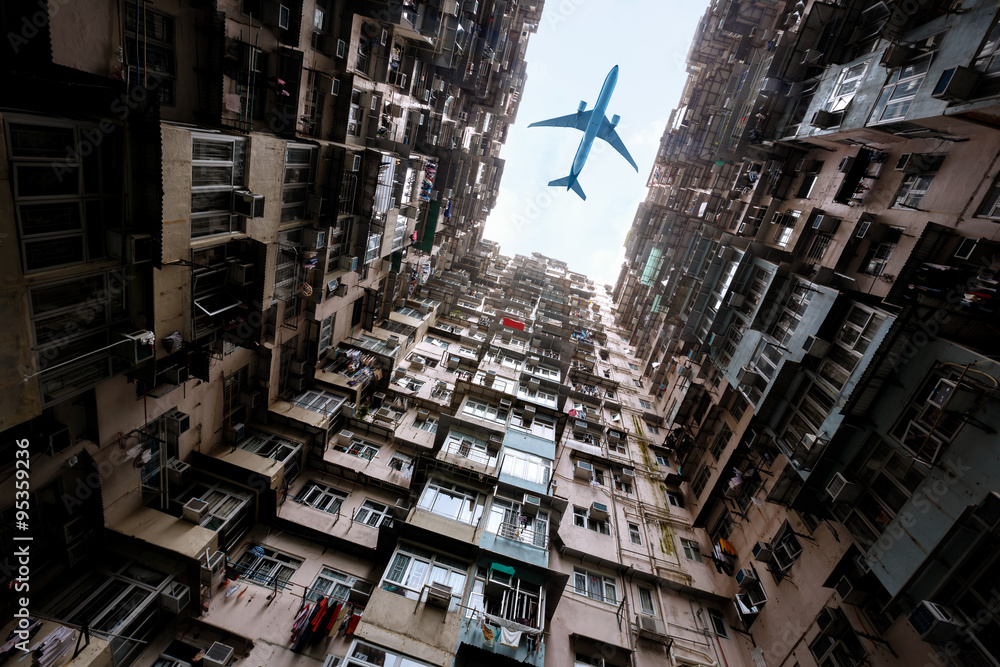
[570,65,618,183]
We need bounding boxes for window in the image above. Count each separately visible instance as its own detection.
[681,538,703,562]
[7,119,117,273]
[827,60,870,112]
[466,566,543,627]
[124,5,175,105]
[381,543,468,605]
[639,399,652,409]
[347,641,437,667]
[591,467,606,486]
[191,135,247,238]
[347,89,364,136]
[572,506,610,535]
[307,566,352,602]
[463,398,509,424]
[638,587,656,616]
[633,379,643,387]
[282,144,317,222]
[647,423,660,435]
[236,545,302,588]
[628,363,639,370]
[605,389,616,399]
[708,608,729,638]
[666,491,685,508]
[387,452,413,473]
[655,454,671,467]
[299,481,347,514]
[871,54,931,123]
[486,500,549,550]
[893,174,933,209]
[355,500,392,527]
[711,511,734,544]
[413,415,438,433]
[500,449,552,486]
[573,568,617,604]
[614,474,633,495]
[770,524,804,577]
[691,466,711,496]
[425,336,449,349]
[417,479,484,524]
[318,314,335,354]
[975,173,1000,219]
[341,437,380,460]
[818,305,886,389]
[710,424,733,461]
[628,522,642,545]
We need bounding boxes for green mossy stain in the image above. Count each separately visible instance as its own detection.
[658,522,675,558]
[638,438,656,472]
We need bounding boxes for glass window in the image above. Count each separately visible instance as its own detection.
[681,538,703,562]
[871,54,931,123]
[355,500,392,527]
[190,135,247,238]
[638,587,656,616]
[628,522,642,545]
[500,449,552,485]
[417,479,483,524]
[380,543,468,604]
[299,481,347,514]
[235,545,302,589]
[572,506,610,535]
[573,568,617,604]
[666,491,685,508]
[708,608,729,638]
[307,566,351,602]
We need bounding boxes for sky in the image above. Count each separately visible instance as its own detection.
[483,0,707,287]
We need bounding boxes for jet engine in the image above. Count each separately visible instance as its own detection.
[610,114,621,127]
[578,100,587,113]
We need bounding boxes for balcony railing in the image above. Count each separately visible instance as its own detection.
[444,440,498,469]
[497,522,548,550]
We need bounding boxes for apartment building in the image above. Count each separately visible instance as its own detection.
[614,1,1000,666]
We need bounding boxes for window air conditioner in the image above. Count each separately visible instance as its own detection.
[499,398,512,408]
[106,230,153,264]
[203,642,235,667]
[826,472,860,503]
[930,66,980,103]
[635,614,668,638]
[182,498,209,523]
[290,375,306,391]
[523,405,536,421]
[727,293,745,307]
[166,458,192,486]
[835,575,869,605]
[339,255,359,272]
[735,568,758,587]
[802,335,830,357]
[752,541,773,562]
[620,467,635,480]
[338,430,355,446]
[302,227,326,250]
[290,359,309,375]
[590,502,609,520]
[165,410,191,435]
[162,366,189,385]
[228,261,255,286]
[227,423,245,443]
[159,581,191,615]
[120,330,155,364]
[522,494,541,515]
[306,195,325,219]
[233,191,266,218]
[574,460,594,479]
[738,368,763,386]
[908,601,964,644]
[811,110,840,129]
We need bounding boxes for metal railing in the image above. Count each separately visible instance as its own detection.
[497,521,548,550]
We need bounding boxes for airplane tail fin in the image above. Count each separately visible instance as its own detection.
[548,175,586,201]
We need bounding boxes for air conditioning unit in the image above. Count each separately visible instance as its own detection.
[608,430,622,440]
[727,293,745,308]
[738,368,764,386]
[417,408,430,420]
[908,601,964,644]
[182,498,209,523]
[752,541,773,562]
[836,576,869,605]
[409,361,423,372]
[735,568,758,587]
[227,423,245,443]
[635,614,669,638]
[289,375,306,391]
[802,335,831,357]
[203,642,235,667]
[339,255,359,272]
[165,411,191,435]
[811,110,840,129]
[620,467,635,480]
[337,430,355,447]
[590,502,609,520]
[826,472,860,503]
[384,336,399,350]
[574,460,594,479]
[159,581,191,614]
[233,191,266,218]
[522,494,541,514]
[371,392,385,409]
[447,356,460,369]
[930,66,980,103]
[162,366,189,385]
[241,390,261,409]
[528,377,540,390]
[499,398,512,408]
[302,227,326,250]
[879,44,917,68]
[290,359,309,375]
[228,261,255,286]
[166,458,192,486]
[119,330,155,364]
[106,230,153,264]
[523,405,536,422]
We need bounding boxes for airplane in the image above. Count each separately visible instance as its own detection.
[528,65,638,201]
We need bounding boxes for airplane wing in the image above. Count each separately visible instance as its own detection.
[597,117,638,171]
[528,110,592,131]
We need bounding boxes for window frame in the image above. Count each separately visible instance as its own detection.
[572,505,610,535]
[680,537,703,563]
[299,480,347,514]
[572,567,617,605]
[190,133,247,238]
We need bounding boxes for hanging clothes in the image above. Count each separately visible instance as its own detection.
[500,627,522,648]
[481,622,497,648]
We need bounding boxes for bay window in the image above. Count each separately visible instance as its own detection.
[500,448,552,486]
[381,543,468,608]
[190,135,247,238]
[418,478,485,524]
